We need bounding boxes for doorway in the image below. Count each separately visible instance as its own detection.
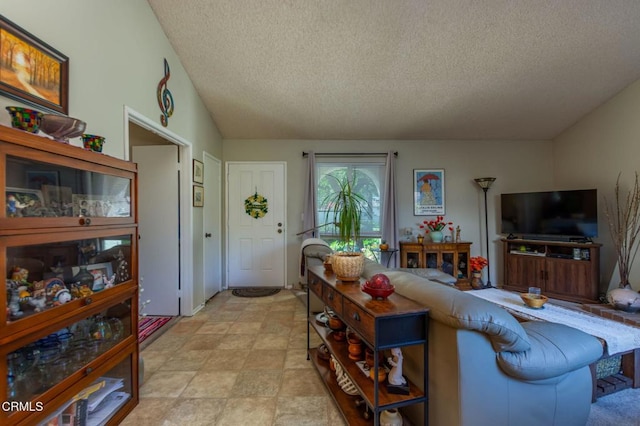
[124,107,196,316]
[226,162,287,287]
[204,152,222,299]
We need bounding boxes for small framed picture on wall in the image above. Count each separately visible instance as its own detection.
[414,169,445,215]
[193,185,204,207]
[193,159,204,184]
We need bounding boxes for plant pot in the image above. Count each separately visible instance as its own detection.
[430,230,443,243]
[607,286,640,313]
[332,252,365,282]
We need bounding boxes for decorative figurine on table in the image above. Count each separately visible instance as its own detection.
[455,225,461,243]
[387,347,409,395]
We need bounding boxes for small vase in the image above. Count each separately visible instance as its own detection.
[430,230,443,243]
[380,408,403,426]
[471,271,484,290]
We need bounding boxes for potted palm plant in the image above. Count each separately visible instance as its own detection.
[322,174,371,281]
[604,172,640,312]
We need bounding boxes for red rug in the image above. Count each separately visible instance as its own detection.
[138,316,172,344]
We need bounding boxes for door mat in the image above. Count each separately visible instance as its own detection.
[232,288,281,298]
[138,316,173,344]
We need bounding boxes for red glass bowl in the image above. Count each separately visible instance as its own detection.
[361,283,395,300]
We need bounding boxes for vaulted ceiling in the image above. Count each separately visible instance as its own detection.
[148,0,640,140]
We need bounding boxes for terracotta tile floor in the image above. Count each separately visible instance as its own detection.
[121,290,347,426]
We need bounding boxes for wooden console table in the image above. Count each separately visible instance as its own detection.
[306,265,429,425]
[399,241,472,290]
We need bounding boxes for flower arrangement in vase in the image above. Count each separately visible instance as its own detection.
[419,216,453,243]
[469,256,488,290]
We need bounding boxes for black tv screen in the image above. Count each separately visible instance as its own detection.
[501,189,598,239]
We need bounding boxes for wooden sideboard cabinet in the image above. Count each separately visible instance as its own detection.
[0,126,139,425]
[306,266,429,425]
[399,241,472,290]
[501,238,601,303]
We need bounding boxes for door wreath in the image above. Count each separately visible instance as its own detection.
[245,192,268,218]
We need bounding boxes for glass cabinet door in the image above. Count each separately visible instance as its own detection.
[4,297,133,402]
[441,252,455,276]
[3,153,134,227]
[458,252,469,279]
[425,252,438,269]
[3,231,135,333]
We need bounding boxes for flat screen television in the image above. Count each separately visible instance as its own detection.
[500,189,598,240]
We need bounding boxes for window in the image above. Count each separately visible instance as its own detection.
[316,160,385,251]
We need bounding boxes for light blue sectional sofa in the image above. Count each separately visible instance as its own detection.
[360,259,603,426]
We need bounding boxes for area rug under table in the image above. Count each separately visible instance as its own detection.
[138,316,173,344]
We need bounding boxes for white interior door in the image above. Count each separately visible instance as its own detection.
[204,153,222,299]
[227,162,286,287]
[133,145,180,316]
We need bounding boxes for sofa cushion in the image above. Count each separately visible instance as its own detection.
[363,261,531,352]
[395,268,457,285]
[497,321,604,380]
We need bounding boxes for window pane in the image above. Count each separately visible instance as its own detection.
[316,162,384,240]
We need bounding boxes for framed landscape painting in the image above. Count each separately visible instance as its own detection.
[0,15,69,114]
[414,169,445,215]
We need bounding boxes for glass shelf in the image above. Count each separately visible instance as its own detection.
[5,299,132,403]
[5,234,133,326]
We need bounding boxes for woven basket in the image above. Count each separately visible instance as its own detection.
[331,252,364,282]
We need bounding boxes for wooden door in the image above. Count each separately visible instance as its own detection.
[505,254,545,291]
[545,258,591,299]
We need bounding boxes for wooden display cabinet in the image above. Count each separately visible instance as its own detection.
[306,266,429,425]
[502,238,601,303]
[399,241,472,290]
[0,126,138,425]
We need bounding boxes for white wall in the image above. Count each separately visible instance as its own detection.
[224,139,554,287]
[554,78,640,293]
[0,1,224,314]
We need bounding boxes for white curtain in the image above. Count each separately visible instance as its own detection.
[381,151,398,266]
[302,151,317,239]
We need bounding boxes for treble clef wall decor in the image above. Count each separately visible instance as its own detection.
[157,58,174,127]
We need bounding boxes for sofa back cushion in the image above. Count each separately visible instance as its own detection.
[363,261,530,352]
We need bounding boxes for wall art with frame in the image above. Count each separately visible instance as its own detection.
[0,15,69,114]
[193,185,204,207]
[193,159,204,184]
[413,169,445,216]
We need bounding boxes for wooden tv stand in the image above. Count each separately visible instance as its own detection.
[501,238,601,303]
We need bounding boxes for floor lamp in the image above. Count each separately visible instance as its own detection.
[474,177,496,288]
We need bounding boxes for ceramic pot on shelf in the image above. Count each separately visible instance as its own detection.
[430,230,444,243]
[380,408,403,426]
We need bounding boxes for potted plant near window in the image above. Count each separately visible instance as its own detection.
[604,172,640,312]
[322,174,372,281]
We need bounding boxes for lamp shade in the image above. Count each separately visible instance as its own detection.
[474,177,496,190]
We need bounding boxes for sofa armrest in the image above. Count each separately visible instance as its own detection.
[497,321,604,380]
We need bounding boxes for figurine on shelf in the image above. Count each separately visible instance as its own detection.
[387,347,410,395]
[6,194,29,217]
[455,225,461,243]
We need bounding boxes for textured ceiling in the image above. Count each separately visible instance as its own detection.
[148,0,640,140]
